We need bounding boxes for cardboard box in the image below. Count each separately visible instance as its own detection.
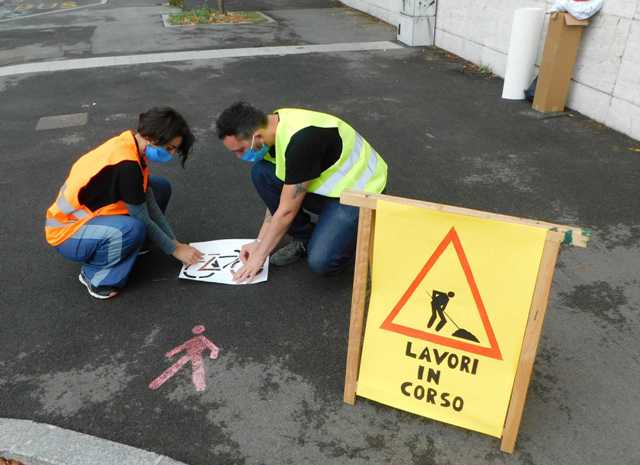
[533,13,589,113]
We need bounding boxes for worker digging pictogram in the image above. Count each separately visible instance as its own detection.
[381,227,502,360]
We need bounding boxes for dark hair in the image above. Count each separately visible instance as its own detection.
[216,102,268,140]
[137,107,195,166]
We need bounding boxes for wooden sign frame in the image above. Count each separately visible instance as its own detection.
[340,190,589,453]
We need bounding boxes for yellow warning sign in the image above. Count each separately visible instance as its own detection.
[356,200,547,437]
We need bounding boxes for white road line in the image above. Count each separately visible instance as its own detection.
[0,41,404,77]
[0,0,109,24]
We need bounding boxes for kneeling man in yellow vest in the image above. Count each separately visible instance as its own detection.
[45,107,203,299]
[216,102,388,283]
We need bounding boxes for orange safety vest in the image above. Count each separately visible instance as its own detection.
[45,131,149,246]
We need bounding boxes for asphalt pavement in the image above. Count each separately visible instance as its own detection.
[1,1,639,465]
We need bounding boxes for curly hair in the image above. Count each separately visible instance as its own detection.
[215,102,268,140]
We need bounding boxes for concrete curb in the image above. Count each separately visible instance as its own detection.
[161,11,276,28]
[0,419,189,465]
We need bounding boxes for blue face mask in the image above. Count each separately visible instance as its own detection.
[145,144,173,164]
[240,135,270,163]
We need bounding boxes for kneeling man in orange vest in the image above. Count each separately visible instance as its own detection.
[45,107,203,299]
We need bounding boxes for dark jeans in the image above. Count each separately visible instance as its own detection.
[148,175,172,212]
[251,160,359,275]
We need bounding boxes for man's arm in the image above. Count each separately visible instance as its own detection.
[260,182,307,246]
[256,209,272,240]
[239,209,271,264]
[233,181,309,282]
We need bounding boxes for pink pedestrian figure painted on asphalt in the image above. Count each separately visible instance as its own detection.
[149,325,219,392]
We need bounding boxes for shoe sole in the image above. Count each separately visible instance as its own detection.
[78,273,118,300]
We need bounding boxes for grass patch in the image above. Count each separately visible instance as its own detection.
[478,65,493,76]
[461,62,495,79]
[168,0,183,7]
[168,8,264,25]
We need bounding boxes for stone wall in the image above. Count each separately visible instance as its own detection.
[342,0,640,141]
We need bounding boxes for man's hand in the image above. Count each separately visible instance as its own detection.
[232,252,267,283]
[239,240,260,264]
[235,183,308,282]
[173,242,203,266]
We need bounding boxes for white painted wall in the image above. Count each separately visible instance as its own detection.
[436,0,640,141]
[342,0,640,142]
[341,0,437,45]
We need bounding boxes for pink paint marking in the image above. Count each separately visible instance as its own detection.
[149,325,219,392]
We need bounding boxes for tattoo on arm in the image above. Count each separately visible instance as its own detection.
[294,183,307,198]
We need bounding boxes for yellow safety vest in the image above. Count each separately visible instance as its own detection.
[268,108,387,197]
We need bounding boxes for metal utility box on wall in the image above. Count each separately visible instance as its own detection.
[397,0,436,46]
[533,12,590,113]
[401,0,434,16]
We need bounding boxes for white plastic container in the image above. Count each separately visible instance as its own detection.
[502,8,545,100]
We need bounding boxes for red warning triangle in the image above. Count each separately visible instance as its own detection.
[380,227,503,360]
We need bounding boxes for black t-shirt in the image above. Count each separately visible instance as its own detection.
[77,139,147,211]
[281,126,342,184]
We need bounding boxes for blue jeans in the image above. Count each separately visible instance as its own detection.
[251,161,359,275]
[55,176,172,289]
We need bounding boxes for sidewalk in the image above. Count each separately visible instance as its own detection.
[1,419,187,465]
[0,0,393,66]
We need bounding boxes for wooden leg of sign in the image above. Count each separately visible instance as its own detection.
[500,234,562,453]
[343,207,374,405]
[368,211,376,268]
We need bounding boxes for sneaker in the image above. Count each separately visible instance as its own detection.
[270,240,307,266]
[78,273,119,300]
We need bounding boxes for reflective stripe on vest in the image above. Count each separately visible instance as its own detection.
[56,183,76,214]
[274,108,387,198]
[45,218,65,228]
[53,183,90,220]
